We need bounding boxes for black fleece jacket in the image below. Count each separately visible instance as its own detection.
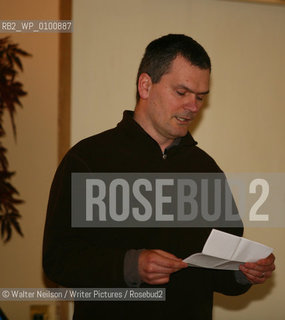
[43,110,251,320]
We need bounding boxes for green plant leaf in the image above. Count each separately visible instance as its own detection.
[0,36,30,242]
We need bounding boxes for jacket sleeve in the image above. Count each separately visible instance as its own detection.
[212,269,251,296]
[42,151,128,288]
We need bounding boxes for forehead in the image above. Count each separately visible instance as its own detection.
[161,56,210,91]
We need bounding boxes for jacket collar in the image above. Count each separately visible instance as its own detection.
[117,110,198,149]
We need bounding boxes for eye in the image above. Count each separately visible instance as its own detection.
[196,95,204,101]
[177,91,185,96]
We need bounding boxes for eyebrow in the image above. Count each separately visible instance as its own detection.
[176,85,210,96]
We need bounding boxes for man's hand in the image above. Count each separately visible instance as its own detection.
[138,249,188,285]
[239,253,275,284]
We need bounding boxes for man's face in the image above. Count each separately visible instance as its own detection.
[139,55,210,147]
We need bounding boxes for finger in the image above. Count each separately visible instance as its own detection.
[242,262,275,273]
[143,272,170,281]
[242,271,267,285]
[140,263,172,284]
[256,253,275,266]
[139,250,188,285]
[153,250,188,268]
[240,265,263,278]
[144,275,170,285]
[243,253,275,269]
[239,265,273,282]
[139,250,185,277]
[154,249,184,261]
[154,257,187,271]
[150,258,186,274]
[148,252,187,270]
[143,262,183,275]
[139,250,181,273]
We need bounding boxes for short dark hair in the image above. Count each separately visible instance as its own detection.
[136,34,211,103]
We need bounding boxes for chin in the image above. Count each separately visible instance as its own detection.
[172,131,188,139]
[177,128,189,136]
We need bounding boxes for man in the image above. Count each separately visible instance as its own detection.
[43,34,275,319]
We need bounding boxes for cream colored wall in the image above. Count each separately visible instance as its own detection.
[0,0,59,319]
[72,0,285,319]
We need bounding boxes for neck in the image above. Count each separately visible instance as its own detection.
[134,103,174,152]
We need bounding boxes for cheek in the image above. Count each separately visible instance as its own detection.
[150,89,178,116]
[169,100,182,114]
[160,94,177,111]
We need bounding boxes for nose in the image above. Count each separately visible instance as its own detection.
[183,93,200,113]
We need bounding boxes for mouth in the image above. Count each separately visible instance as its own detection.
[175,116,191,123]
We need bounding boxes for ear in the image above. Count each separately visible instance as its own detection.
[138,73,152,100]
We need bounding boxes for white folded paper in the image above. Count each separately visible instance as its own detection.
[183,229,273,270]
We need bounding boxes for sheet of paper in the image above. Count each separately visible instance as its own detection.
[183,229,273,270]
